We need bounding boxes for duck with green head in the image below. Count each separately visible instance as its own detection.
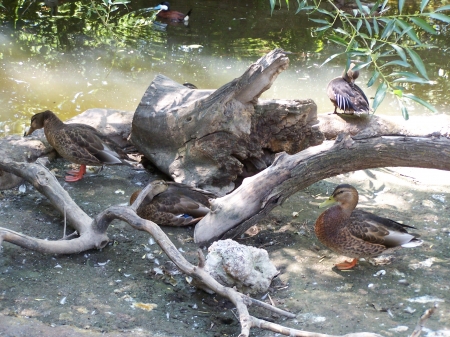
[314,184,423,269]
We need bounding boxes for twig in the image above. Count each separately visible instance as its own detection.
[409,304,437,337]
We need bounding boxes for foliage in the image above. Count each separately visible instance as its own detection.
[0,0,163,50]
[270,0,450,119]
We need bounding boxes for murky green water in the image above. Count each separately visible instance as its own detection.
[1,0,449,136]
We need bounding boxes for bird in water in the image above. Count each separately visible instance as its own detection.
[130,181,215,226]
[327,63,370,115]
[25,110,133,182]
[314,184,423,270]
[153,2,191,22]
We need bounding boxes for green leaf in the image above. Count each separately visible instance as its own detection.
[355,0,364,13]
[398,0,405,14]
[372,82,388,111]
[328,35,349,46]
[351,61,371,72]
[405,48,429,80]
[369,0,381,15]
[315,25,331,32]
[356,19,363,31]
[310,18,330,24]
[364,19,372,37]
[428,13,450,23]
[269,0,275,14]
[391,44,407,62]
[321,53,343,67]
[401,105,409,120]
[372,17,379,35]
[403,93,437,113]
[316,8,335,17]
[435,5,450,12]
[380,19,395,39]
[390,71,431,84]
[393,89,403,98]
[396,20,422,44]
[381,60,411,68]
[334,27,351,36]
[410,17,437,34]
[367,70,380,87]
[295,1,306,14]
[420,0,430,12]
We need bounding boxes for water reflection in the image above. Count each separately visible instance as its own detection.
[0,0,447,136]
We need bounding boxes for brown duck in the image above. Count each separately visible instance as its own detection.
[130,181,215,226]
[25,110,132,182]
[327,63,370,114]
[314,184,422,270]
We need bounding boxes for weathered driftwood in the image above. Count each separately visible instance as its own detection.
[131,49,323,195]
[194,131,450,244]
[0,169,382,337]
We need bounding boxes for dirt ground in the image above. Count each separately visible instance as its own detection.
[0,159,449,337]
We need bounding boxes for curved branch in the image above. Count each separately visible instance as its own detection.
[0,228,108,254]
[194,134,450,244]
[92,203,383,337]
[0,160,92,233]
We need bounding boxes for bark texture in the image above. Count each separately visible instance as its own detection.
[131,49,323,195]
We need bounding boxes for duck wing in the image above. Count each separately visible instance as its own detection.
[52,124,125,166]
[135,185,212,226]
[346,210,419,248]
[327,78,370,113]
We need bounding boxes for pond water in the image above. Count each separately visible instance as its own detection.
[0,0,449,136]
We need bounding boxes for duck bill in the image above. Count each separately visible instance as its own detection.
[24,127,35,136]
[319,196,337,208]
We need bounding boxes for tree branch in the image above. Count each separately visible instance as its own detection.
[194,134,450,244]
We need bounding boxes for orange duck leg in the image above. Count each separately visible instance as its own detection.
[65,164,87,182]
[335,258,358,270]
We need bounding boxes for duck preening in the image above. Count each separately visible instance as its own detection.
[130,182,215,226]
[153,2,191,22]
[25,110,133,182]
[327,63,370,114]
[314,184,423,270]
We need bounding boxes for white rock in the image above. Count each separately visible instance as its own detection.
[204,239,279,294]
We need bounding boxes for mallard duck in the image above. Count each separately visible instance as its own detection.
[327,63,370,115]
[153,2,191,22]
[130,182,215,226]
[25,110,132,182]
[314,184,423,270]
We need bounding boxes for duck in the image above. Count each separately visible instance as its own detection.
[334,0,390,16]
[327,63,370,115]
[130,181,215,226]
[314,184,423,270]
[25,110,132,182]
[153,2,191,22]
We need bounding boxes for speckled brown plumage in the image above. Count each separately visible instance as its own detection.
[315,184,422,269]
[25,110,131,182]
[130,182,216,226]
[327,63,370,115]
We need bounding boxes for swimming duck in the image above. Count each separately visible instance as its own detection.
[25,110,132,182]
[327,63,370,114]
[130,182,215,226]
[153,2,191,22]
[314,184,423,270]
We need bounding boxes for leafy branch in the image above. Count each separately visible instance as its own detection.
[271,0,450,119]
